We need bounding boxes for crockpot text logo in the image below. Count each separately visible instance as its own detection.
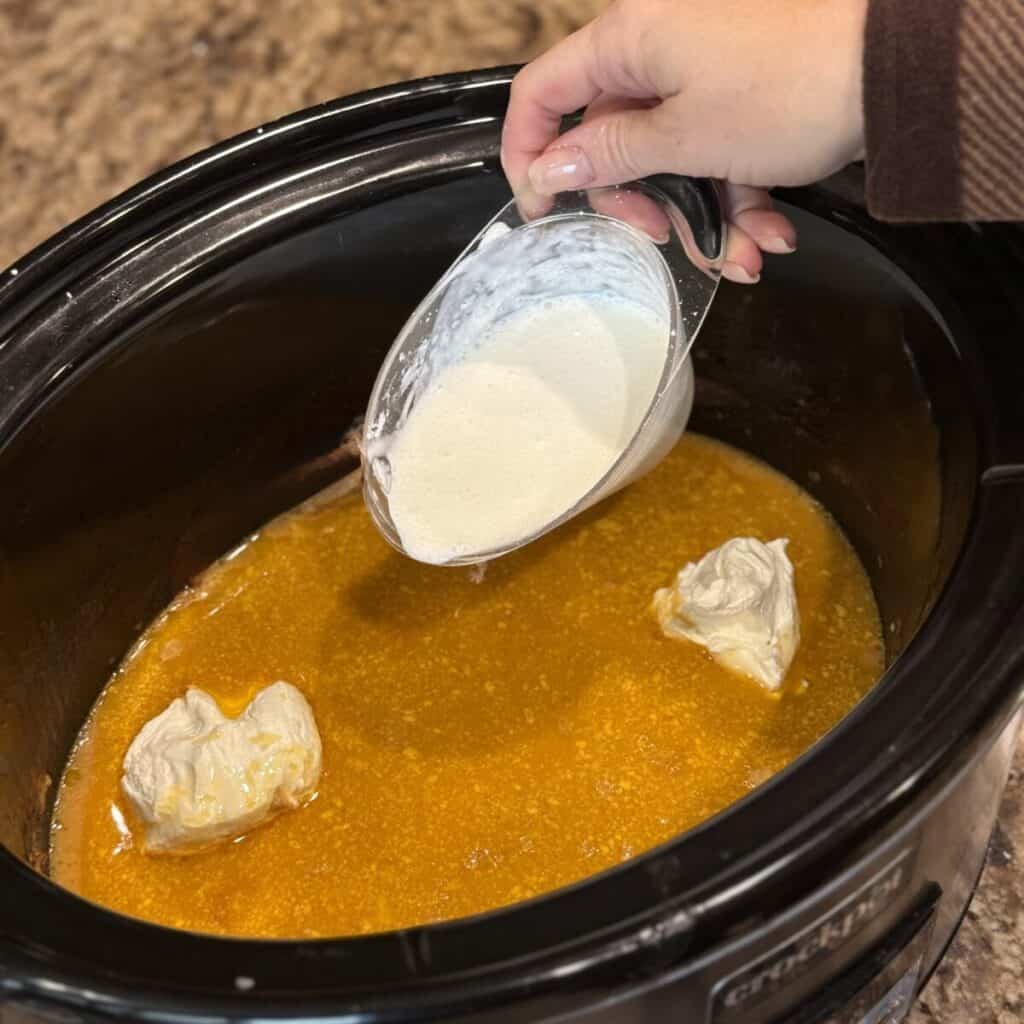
[712,852,911,1019]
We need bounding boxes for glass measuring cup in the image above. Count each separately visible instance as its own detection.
[362,177,725,565]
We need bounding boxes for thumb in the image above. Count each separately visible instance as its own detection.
[527,107,675,194]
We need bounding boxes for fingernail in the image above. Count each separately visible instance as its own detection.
[758,236,796,255]
[724,262,761,285]
[528,146,595,195]
[516,184,554,222]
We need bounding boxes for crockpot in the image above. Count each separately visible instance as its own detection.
[1,68,1022,1024]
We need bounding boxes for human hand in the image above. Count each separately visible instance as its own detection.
[501,0,867,284]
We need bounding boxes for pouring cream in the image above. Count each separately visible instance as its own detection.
[383,293,669,564]
[361,195,710,566]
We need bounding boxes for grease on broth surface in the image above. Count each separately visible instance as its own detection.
[50,434,883,938]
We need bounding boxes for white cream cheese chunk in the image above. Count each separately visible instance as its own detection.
[121,681,321,853]
[652,537,800,691]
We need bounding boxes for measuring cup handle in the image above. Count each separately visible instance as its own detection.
[644,175,726,266]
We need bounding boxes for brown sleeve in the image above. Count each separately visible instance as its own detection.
[864,0,1024,222]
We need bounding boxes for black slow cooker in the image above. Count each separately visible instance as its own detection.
[1,68,1022,1024]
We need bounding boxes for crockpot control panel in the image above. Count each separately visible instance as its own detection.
[708,848,931,1023]
[776,887,938,1024]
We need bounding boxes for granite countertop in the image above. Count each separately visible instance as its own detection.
[1,1,1021,1020]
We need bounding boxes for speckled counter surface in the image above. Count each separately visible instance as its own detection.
[1,1,1021,1020]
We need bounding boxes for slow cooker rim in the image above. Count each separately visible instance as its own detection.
[2,69,1024,1016]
